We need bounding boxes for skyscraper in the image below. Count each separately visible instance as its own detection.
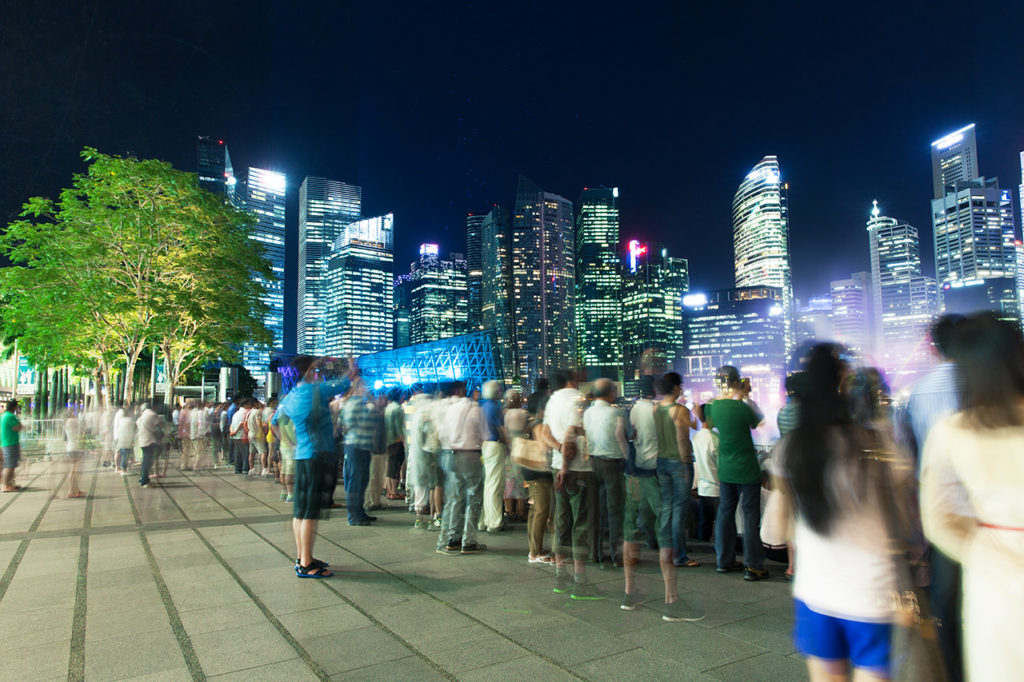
[409,244,469,345]
[621,240,689,394]
[465,212,485,333]
[393,274,412,349]
[830,273,871,356]
[733,156,795,356]
[575,187,622,380]
[931,124,978,199]
[481,205,514,379]
[236,167,286,374]
[795,296,833,345]
[325,214,394,358]
[867,201,937,382]
[511,176,575,388]
[298,177,362,354]
[196,136,235,196]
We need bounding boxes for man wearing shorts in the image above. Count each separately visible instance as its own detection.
[270,404,297,503]
[278,356,350,578]
[1,399,23,492]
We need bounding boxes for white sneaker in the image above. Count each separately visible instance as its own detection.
[261,468,269,477]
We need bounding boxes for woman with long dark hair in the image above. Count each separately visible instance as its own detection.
[922,313,1024,680]
[768,344,905,681]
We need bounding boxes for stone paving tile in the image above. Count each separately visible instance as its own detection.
[210,657,319,681]
[178,601,267,636]
[619,621,769,671]
[299,625,415,675]
[702,651,808,680]
[85,628,187,681]
[1,639,72,679]
[713,609,797,655]
[274,603,373,639]
[189,621,297,676]
[0,605,74,648]
[572,648,716,681]
[412,624,531,673]
[455,654,580,681]
[331,654,449,681]
[505,619,638,667]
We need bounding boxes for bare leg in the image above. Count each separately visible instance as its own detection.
[623,540,641,595]
[431,485,443,518]
[659,547,677,603]
[806,656,851,682]
[297,519,318,567]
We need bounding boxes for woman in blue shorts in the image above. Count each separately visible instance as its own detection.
[768,345,906,681]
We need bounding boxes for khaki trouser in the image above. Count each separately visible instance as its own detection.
[526,477,553,557]
[364,453,387,508]
[479,441,507,531]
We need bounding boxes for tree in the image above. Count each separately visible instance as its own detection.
[0,148,272,404]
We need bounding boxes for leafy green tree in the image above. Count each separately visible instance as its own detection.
[0,148,272,404]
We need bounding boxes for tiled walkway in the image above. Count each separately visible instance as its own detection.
[0,456,807,681]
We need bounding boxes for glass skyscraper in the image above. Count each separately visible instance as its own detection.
[829,273,871,357]
[298,177,362,354]
[575,187,622,380]
[393,274,412,349]
[465,212,485,333]
[511,176,575,388]
[325,214,394,358]
[867,201,937,383]
[931,124,978,199]
[732,156,795,356]
[409,244,469,345]
[481,205,514,380]
[196,136,235,196]
[236,167,286,374]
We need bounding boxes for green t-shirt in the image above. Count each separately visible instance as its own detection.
[1,412,21,448]
[707,399,760,484]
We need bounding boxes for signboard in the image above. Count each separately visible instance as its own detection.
[17,358,35,396]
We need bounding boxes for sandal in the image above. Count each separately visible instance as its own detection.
[67,492,86,499]
[294,557,330,569]
[677,558,701,568]
[295,563,333,578]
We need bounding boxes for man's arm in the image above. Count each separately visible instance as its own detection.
[672,405,693,460]
[614,415,630,459]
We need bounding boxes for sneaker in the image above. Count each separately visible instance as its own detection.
[744,567,770,582]
[461,543,486,554]
[570,580,606,601]
[435,544,461,556]
[285,494,294,503]
[553,572,573,594]
[414,519,424,530]
[620,590,645,611]
[280,490,288,501]
[528,554,555,565]
[663,599,706,622]
[430,517,442,530]
[716,561,744,574]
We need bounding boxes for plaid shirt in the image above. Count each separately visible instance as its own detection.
[343,397,381,451]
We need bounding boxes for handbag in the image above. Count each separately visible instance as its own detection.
[868,449,948,682]
[511,436,550,472]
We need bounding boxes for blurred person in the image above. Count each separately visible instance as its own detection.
[114,404,136,475]
[421,390,446,528]
[708,366,768,580]
[136,401,165,488]
[270,402,297,502]
[1,399,24,492]
[404,391,432,528]
[921,313,1024,681]
[435,381,487,555]
[63,409,86,498]
[264,397,279,479]
[767,343,906,681]
[364,392,388,510]
[480,380,508,533]
[777,372,806,437]
[527,378,551,418]
[583,378,628,568]
[502,389,529,522]
[209,402,223,464]
[544,371,603,600]
[245,399,269,477]
[691,403,720,543]
[177,401,192,470]
[384,391,406,500]
[190,401,211,472]
[341,379,379,526]
[230,399,250,475]
[655,373,699,568]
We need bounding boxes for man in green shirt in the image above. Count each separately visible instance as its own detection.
[706,366,768,581]
[1,399,24,492]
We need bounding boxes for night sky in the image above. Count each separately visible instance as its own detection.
[4,1,1024,352]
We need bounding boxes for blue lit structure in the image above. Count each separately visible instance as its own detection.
[357,330,503,394]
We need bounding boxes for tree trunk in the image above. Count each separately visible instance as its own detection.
[33,365,44,419]
[161,344,177,410]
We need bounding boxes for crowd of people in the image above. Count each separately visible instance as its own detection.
[0,310,1020,680]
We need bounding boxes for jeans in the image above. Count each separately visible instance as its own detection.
[139,445,156,486]
[343,445,372,524]
[715,481,764,570]
[438,450,483,549]
[929,547,963,682]
[553,470,594,561]
[117,448,132,470]
[233,440,249,473]
[591,457,625,561]
[657,458,694,563]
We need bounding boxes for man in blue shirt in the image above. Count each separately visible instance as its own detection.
[275,356,350,578]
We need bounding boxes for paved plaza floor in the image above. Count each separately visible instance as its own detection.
[0,456,808,681]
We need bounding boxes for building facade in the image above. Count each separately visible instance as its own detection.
[465,212,485,333]
[795,296,833,346]
[575,187,622,380]
[298,177,362,354]
[393,274,412,349]
[409,244,469,345]
[325,214,394,358]
[931,124,978,199]
[681,286,787,410]
[830,273,871,357]
[732,156,795,356]
[236,167,287,374]
[197,136,235,196]
[481,205,514,380]
[510,176,575,389]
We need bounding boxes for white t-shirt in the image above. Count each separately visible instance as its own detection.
[545,388,589,472]
[114,412,136,449]
[629,399,658,470]
[583,400,625,459]
[64,417,82,453]
[692,428,719,496]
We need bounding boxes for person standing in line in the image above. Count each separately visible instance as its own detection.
[582,378,628,568]
[136,402,165,488]
[363,392,388,511]
[420,391,446,529]
[435,381,487,555]
[544,371,603,600]
[708,365,769,580]
[114,405,136,475]
[176,401,192,471]
[246,399,269,477]
[527,378,551,418]
[190,400,211,472]
[404,391,430,528]
[480,380,508,533]
[341,378,379,526]
[502,389,529,522]
[229,399,249,474]
[384,392,406,501]
[654,373,699,568]
[224,397,240,467]
[691,404,720,544]
[263,397,279,480]
[1,400,23,493]
[270,403,297,502]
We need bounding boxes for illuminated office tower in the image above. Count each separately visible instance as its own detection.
[830,273,871,357]
[931,177,1019,319]
[325,214,394,358]
[1016,241,1024,321]
[511,176,575,388]
[408,244,469,345]
[481,205,514,378]
[867,201,937,381]
[621,240,689,393]
[236,167,286,374]
[931,124,978,199]
[393,274,412,349]
[795,296,833,345]
[575,187,622,380]
[466,212,485,333]
[681,286,787,409]
[298,177,362,354]
[733,156,795,355]
[197,136,236,196]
